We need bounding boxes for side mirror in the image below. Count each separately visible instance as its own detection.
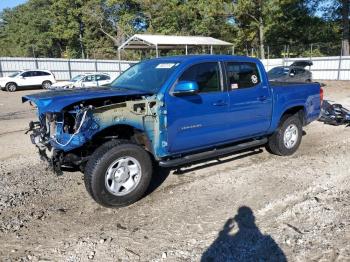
[173,81,199,96]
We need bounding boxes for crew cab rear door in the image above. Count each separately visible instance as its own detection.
[224,61,272,140]
[166,61,230,154]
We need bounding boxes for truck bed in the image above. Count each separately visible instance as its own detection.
[269,81,315,86]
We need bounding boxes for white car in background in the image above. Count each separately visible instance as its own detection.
[50,73,112,89]
[0,70,56,92]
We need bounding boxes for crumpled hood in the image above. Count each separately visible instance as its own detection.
[22,87,150,113]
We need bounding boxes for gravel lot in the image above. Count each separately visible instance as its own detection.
[0,81,350,261]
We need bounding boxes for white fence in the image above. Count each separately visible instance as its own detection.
[0,57,137,80]
[0,56,349,81]
[261,56,350,80]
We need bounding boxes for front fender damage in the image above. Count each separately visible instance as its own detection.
[26,95,167,175]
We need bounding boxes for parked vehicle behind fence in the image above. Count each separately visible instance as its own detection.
[50,73,112,90]
[0,70,56,92]
[268,60,313,83]
[23,55,322,208]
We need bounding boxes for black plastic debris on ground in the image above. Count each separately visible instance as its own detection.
[319,100,350,126]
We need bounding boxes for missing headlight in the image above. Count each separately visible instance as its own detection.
[63,113,76,134]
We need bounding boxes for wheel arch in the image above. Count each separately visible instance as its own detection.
[89,123,154,155]
[280,105,306,126]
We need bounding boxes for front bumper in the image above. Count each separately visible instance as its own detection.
[30,127,88,175]
[28,121,64,175]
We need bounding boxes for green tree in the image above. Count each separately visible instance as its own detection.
[233,0,271,58]
[0,0,59,57]
[0,0,344,59]
[50,0,87,58]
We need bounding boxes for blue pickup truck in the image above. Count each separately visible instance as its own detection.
[23,55,322,207]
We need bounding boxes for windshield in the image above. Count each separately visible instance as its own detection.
[8,71,22,77]
[267,67,289,78]
[70,74,84,82]
[111,60,181,93]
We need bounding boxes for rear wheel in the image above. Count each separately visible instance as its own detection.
[42,81,52,89]
[84,140,153,208]
[266,115,302,156]
[6,82,17,92]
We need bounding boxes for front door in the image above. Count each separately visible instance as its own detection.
[19,71,41,86]
[166,62,230,154]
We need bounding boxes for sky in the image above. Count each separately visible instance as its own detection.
[0,0,27,12]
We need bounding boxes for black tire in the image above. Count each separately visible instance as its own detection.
[6,82,17,92]
[42,81,52,89]
[266,114,302,156]
[84,140,153,208]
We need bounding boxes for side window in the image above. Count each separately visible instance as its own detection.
[98,75,110,81]
[38,71,51,76]
[21,71,34,77]
[33,71,43,76]
[179,62,221,93]
[83,75,95,82]
[226,62,261,89]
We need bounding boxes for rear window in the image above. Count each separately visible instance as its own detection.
[37,71,51,76]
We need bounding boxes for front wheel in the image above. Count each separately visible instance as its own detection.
[266,115,302,156]
[84,140,153,208]
[6,83,17,92]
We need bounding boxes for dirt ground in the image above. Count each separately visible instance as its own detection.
[0,81,349,261]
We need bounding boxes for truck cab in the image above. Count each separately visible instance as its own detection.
[23,55,322,208]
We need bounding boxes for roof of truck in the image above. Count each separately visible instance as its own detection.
[150,54,260,63]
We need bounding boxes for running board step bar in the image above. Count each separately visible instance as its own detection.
[159,138,268,168]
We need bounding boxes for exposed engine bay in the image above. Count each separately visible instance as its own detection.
[26,94,163,175]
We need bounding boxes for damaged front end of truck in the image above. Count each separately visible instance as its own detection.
[23,88,167,175]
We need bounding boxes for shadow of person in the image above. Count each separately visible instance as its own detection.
[201,206,287,262]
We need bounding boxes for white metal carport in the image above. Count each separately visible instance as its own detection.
[117,34,233,72]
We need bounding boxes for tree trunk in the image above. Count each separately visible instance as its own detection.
[341,0,349,56]
[258,0,265,59]
[79,20,85,59]
[259,16,265,59]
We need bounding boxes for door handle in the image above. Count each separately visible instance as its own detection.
[212,100,227,106]
[257,96,268,102]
